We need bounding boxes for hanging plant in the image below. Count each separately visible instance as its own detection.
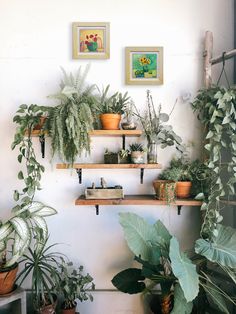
[192,86,236,240]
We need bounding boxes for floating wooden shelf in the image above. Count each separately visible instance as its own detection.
[56,163,162,184]
[56,163,161,169]
[75,194,202,215]
[89,130,142,137]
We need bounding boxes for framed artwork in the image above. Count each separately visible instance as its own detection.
[125,47,163,85]
[72,22,110,59]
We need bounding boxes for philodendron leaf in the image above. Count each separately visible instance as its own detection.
[170,237,199,302]
[153,220,172,245]
[170,284,193,314]
[111,268,145,294]
[10,217,30,241]
[119,213,160,263]
[202,282,229,314]
[195,224,236,268]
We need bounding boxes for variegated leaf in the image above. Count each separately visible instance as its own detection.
[0,222,13,240]
[35,205,57,217]
[10,217,30,241]
[33,216,48,240]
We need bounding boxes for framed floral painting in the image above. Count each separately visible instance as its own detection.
[72,22,110,59]
[125,47,163,85]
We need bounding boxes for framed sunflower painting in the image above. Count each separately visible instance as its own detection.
[125,47,163,85]
[72,22,110,59]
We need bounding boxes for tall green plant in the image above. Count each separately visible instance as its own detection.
[48,66,97,163]
[192,86,236,239]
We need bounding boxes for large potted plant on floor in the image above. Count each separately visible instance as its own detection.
[112,213,235,314]
[57,261,95,314]
[96,85,129,130]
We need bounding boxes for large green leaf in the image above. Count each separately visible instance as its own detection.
[0,222,13,240]
[153,220,172,244]
[170,237,199,302]
[111,268,145,294]
[119,213,160,263]
[171,284,193,314]
[202,282,229,314]
[10,217,30,241]
[195,224,236,268]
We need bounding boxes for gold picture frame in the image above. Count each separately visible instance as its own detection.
[72,22,110,59]
[125,47,163,85]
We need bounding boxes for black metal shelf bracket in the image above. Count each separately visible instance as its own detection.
[95,204,99,215]
[177,205,182,215]
[140,168,144,184]
[76,168,82,184]
[122,135,126,150]
[39,134,45,158]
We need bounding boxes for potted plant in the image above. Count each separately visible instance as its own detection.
[121,99,137,130]
[48,66,98,164]
[57,261,95,314]
[133,90,184,164]
[104,149,119,164]
[97,85,130,130]
[118,149,131,164]
[152,179,176,203]
[112,212,234,314]
[158,158,193,198]
[16,236,61,314]
[129,143,146,164]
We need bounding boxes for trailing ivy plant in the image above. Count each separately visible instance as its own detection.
[48,65,97,164]
[192,86,236,240]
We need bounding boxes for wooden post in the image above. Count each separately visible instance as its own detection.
[204,31,213,88]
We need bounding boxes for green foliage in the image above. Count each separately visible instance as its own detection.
[134,90,184,153]
[169,237,199,302]
[48,66,97,163]
[195,224,236,268]
[170,284,193,314]
[16,237,61,311]
[192,86,236,239]
[12,104,49,209]
[96,85,129,114]
[0,202,56,268]
[56,261,95,309]
[129,142,145,152]
[111,268,145,294]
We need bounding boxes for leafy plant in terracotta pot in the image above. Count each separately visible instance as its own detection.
[112,212,235,314]
[96,85,129,130]
[57,261,95,314]
[129,143,146,164]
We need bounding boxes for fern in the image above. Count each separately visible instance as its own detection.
[48,66,96,163]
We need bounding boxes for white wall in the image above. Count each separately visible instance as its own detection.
[0,0,234,313]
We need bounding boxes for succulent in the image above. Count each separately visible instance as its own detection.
[129,143,145,152]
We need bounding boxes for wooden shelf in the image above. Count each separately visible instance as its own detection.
[89,130,142,136]
[75,194,202,215]
[56,163,161,169]
[29,129,142,137]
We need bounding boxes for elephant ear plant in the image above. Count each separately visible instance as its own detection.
[112,213,235,314]
[48,65,97,164]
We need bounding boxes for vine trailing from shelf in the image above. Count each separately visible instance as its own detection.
[12,104,48,211]
[192,86,236,239]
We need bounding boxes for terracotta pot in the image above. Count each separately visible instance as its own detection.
[0,263,18,295]
[38,295,57,314]
[34,116,47,130]
[100,114,121,130]
[176,181,192,198]
[61,307,76,314]
[153,180,176,202]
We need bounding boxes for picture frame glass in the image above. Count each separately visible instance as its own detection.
[131,52,158,79]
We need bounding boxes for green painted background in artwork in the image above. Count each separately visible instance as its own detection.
[132,53,158,78]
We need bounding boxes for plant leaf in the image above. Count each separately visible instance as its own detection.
[119,212,160,263]
[10,217,30,241]
[111,268,145,294]
[195,224,236,268]
[171,284,193,314]
[170,237,199,302]
[0,222,13,240]
[202,282,229,314]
